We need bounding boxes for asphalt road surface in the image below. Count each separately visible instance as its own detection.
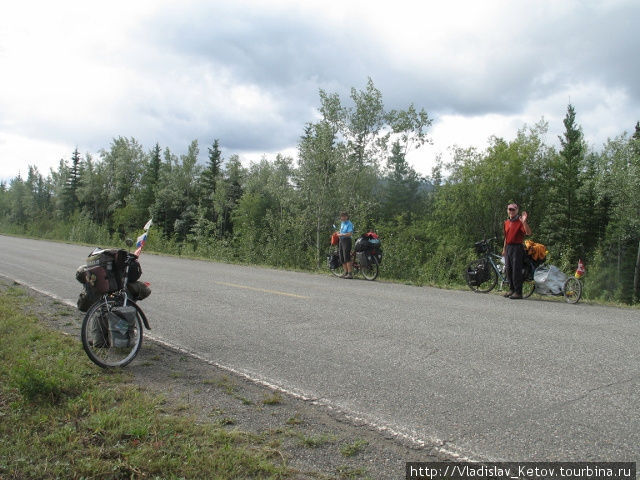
[1,235,639,463]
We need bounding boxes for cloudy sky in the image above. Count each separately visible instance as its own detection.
[0,0,638,182]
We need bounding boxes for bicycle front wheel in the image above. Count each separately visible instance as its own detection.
[360,255,379,281]
[81,297,143,368]
[328,250,343,278]
[563,277,582,304]
[465,259,498,293]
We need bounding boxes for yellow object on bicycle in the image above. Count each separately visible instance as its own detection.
[524,239,547,261]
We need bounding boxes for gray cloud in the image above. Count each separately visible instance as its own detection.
[142,1,639,122]
[1,0,638,182]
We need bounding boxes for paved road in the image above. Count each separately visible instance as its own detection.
[1,234,639,462]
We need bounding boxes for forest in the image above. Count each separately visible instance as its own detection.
[1,79,640,304]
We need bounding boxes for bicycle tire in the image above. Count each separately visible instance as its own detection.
[563,277,582,304]
[522,280,535,299]
[360,255,379,281]
[81,296,144,368]
[465,259,498,293]
[328,248,344,277]
[330,263,345,277]
[329,262,344,278]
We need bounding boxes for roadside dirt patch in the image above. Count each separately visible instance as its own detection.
[4,277,444,479]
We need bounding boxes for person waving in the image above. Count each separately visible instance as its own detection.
[502,203,532,299]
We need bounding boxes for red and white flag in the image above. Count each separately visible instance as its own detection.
[134,219,152,256]
[575,259,585,278]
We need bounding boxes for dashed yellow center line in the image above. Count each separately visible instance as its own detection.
[214,281,310,299]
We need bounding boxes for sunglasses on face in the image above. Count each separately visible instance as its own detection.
[508,207,516,211]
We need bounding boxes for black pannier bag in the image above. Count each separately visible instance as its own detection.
[523,255,537,280]
[127,281,151,301]
[127,258,142,283]
[76,265,98,312]
[354,236,370,252]
[355,233,382,253]
[367,237,380,248]
[77,284,100,312]
[366,233,382,265]
[327,252,340,269]
[467,261,490,286]
[474,240,489,255]
[356,251,369,268]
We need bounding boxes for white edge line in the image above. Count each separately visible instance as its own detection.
[1,273,485,463]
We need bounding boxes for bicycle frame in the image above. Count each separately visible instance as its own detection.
[485,253,508,288]
[97,284,151,331]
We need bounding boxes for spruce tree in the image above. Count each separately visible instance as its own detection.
[214,154,244,237]
[139,142,162,216]
[199,139,223,221]
[541,104,586,263]
[61,148,81,216]
[202,139,222,195]
[149,142,162,187]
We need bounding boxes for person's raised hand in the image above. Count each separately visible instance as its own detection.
[521,211,528,223]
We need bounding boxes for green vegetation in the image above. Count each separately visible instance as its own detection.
[298,433,335,448]
[262,392,284,405]
[340,439,368,458]
[336,465,371,479]
[2,79,640,303]
[0,287,288,479]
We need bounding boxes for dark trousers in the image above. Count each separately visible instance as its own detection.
[505,243,524,294]
[339,237,352,265]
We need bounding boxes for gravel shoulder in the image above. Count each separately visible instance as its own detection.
[3,277,444,479]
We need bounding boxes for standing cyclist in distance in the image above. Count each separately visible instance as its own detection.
[502,202,532,299]
[337,211,354,279]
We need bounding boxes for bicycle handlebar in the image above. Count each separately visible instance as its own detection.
[475,237,497,244]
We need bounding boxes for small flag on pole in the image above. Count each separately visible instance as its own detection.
[134,219,152,256]
[575,259,585,278]
[134,232,147,257]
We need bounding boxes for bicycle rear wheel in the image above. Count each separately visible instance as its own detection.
[522,279,535,299]
[465,259,498,293]
[360,255,379,281]
[563,277,582,304]
[81,296,143,368]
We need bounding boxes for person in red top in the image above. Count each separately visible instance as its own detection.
[502,202,532,299]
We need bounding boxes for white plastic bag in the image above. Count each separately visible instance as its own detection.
[533,265,568,295]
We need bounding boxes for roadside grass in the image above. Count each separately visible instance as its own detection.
[298,433,336,448]
[0,287,289,479]
[340,439,368,458]
[262,392,283,405]
[336,465,371,479]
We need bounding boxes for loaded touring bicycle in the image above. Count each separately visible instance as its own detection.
[76,238,152,368]
[465,238,583,304]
